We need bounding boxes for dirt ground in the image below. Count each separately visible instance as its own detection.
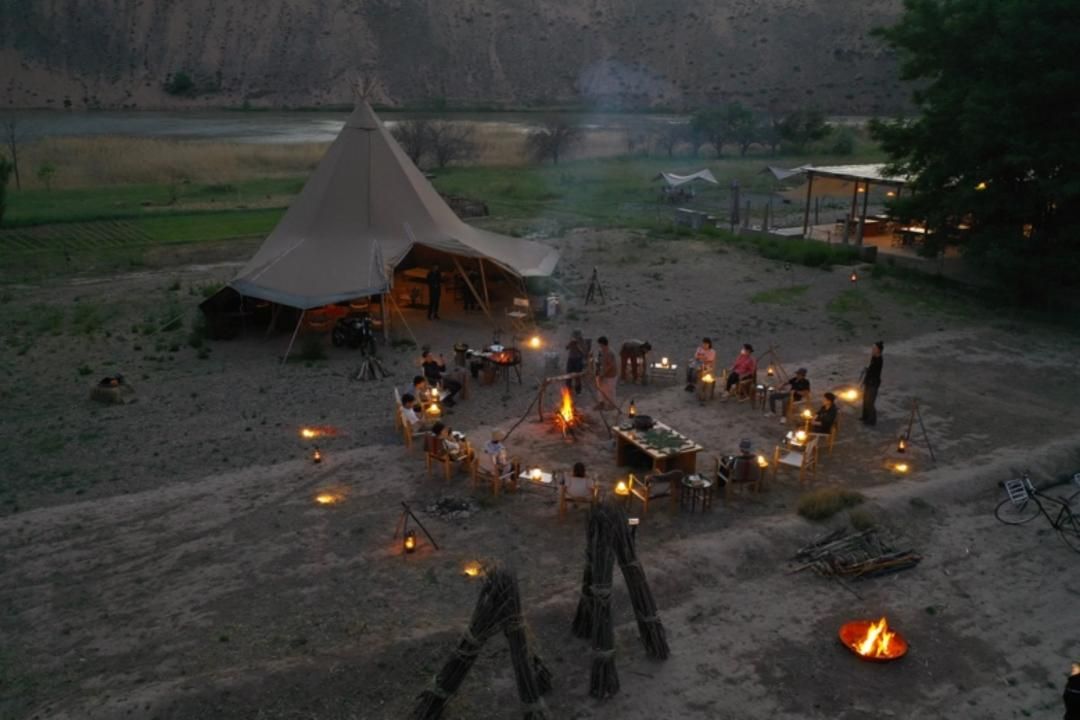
[2,229,1080,720]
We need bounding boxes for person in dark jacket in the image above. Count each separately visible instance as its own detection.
[426,264,442,320]
[1065,661,1080,720]
[565,330,587,394]
[811,392,838,434]
[861,341,884,426]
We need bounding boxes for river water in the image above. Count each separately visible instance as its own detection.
[13,110,684,144]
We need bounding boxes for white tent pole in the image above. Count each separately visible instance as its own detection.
[280,310,305,369]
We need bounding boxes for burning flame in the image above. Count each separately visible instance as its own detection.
[893,462,910,474]
[314,492,341,505]
[463,562,483,578]
[300,426,339,439]
[426,403,442,416]
[854,617,897,658]
[615,480,630,495]
[531,468,543,481]
[558,387,575,425]
[701,373,715,383]
[528,335,542,349]
[842,389,860,402]
[757,455,769,468]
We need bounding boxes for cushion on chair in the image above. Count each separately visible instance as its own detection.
[565,475,593,499]
[644,469,684,497]
[777,450,804,467]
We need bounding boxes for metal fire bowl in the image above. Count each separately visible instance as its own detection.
[838,620,909,663]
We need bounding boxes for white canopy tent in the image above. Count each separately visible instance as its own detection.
[654,168,719,188]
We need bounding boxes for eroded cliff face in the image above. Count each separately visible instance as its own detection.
[0,0,904,112]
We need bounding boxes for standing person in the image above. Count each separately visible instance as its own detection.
[426,264,442,320]
[1064,661,1080,720]
[686,337,716,390]
[724,343,756,396]
[595,336,618,410]
[565,330,587,394]
[619,339,652,384]
[861,341,884,426]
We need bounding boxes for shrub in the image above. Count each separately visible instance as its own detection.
[797,487,865,521]
[164,72,195,97]
[848,507,877,531]
[828,127,857,155]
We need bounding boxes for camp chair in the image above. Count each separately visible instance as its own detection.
[506,297,532,335]
[399,408,425,450]
[772,435,820,486]
[425,435,473,482]
[785,390,814,423]
[472,455,521,497]
[808,415,840,456]
[559,473,601,520]
[715,455,764,503]
[735,371,758,402]
[628,469,683,515]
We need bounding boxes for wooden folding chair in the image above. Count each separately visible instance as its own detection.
[716,455,764,503]
[628,470,683,515]
[472,456,521,497]
[559,474,601,520]
[809,415,840,456]
[506,296,531,335]
[425,435,472,482]
[772,435,820,485]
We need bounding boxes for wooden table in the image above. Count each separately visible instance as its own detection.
[680,475,714,513]
[613,421,703,474]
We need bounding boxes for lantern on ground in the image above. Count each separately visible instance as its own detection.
[850,271,858,283]
[528,335,542,349]
[893,462,910,474]
[404,530,417,554]
[530,468,543,481]
[897,436,908,453]
[628,400,637,417]
[615,480,630,496]
[660,357,670,368]
[795,430,808,443]
[842,388,859,402]
[767,365,775,378]
[463,561,483,578]
[312,447,323,464]
[757,455,769,469]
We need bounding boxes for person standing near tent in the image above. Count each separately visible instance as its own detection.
[861,341,884,426]
[426,264,442,320]
[595,336,618,411]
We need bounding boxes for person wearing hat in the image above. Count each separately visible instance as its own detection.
[1065,661,1080,720]
[766,367,811,421]
[861,341,884,426]
[723,343,757,395]
[717,438,759,488]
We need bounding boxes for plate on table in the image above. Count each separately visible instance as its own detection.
[490,344,504,352]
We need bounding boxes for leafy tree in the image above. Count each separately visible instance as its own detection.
[390,119,431,165]
[525,117,581,165]
[725,102,760,156]
[827,127,856,156]
[0,155,12,225]
[870,0,1080,303]
[778,107,829,152]
[36,162,56,191]
[689,109,725,157]
[427,121,478,169]
[164,71,195,97]
[653,122,690,158]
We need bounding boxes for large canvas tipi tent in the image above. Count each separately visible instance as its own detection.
[220,101,559,312]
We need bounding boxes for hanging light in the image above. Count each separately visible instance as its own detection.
[897,436,907,453]
[766,365,775,377]
[615,480,630,496]
[403,530,417,554]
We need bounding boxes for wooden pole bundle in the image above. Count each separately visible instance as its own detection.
[588,507,619,699]
[412,567,550,720]
[609,506,669,660]
[570,509,595,639]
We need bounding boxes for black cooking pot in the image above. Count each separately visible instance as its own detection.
[632,415,655,431]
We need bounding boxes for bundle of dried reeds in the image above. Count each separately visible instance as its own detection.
[588,506,619,700]
[412,567,550,720]
[570,508,597,639]
[609,504,669,660]
[791,528,922,580]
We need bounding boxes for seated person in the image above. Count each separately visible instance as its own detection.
[685,337,716,391]
[429,422,470,461]
[767,367,812,420]
[400,393,427,433]
[717,439,758,486]
[420,347,462,406]
[724,343,757,395]
[407,375,433,404]
[482,430,510,476]
[810,392,838,434]
[563,461,593,499]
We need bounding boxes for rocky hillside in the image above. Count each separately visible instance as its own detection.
[0,0,906,113]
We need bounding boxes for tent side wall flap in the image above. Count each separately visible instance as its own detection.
[223,101,559,312]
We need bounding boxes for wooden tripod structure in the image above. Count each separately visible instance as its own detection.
[757,344,789,383]
[901,398,936,465]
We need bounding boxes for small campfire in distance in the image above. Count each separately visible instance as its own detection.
[300,425,339,439]
[839,617,908,662]
[554,387,586,440]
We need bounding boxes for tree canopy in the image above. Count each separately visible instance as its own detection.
[871,0,1080,303]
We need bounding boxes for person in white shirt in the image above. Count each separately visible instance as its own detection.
[401,393,426,432]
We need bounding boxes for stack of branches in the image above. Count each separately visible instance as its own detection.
[790,528,922,580]
[571,502,670,701]
[412,566,551,720]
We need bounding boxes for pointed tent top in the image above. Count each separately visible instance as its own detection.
[345,100,380,131]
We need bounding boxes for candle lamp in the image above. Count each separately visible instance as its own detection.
[312,447,322,464]
[528,335,542,349]
[766,365,775,377]
[842,388,859,402]
[628,400,637,417]
[403,529,417,553]
[615,480,630,496]
[660,357,670,367]
[850,271,858,283]
[531,468,543,481]
[795,430,808,443]
[426,403,442,417]
[756,455,769,469]
[701,373,715,383]
[893,462,910,474]
[463,561,483,578]
[897,436,907,453]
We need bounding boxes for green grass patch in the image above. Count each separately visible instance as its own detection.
[797,486,865,521]
[750,285,810,305]
[827,288,874,314]
[70,301,105,335]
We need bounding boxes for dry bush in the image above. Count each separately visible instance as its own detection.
[796,486,865,522]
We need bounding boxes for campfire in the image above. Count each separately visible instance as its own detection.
[554,387,586,439]
[839,617,908,662]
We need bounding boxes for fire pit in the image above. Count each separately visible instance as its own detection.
[553,387,588,440]
[839,617,908,662]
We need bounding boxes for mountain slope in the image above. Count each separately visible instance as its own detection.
[0,0,905,112]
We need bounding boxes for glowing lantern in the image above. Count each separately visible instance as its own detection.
[463,562,483,578]
[842,388,860,402]
[403,530,417,554]
[795,430,808,443]
[426,403,442,417]
[850,271,858,283]
[314,492,338,505]
[312,448,322,464]
[300,428,317,439]
[897,436,907,453]
[528,335,542,349]
[628,400,637,417]
[893,462,910,474]
[660,357,670,367]
[766,365,775,377]
[615,480,630,496]
[757,455,769,468]
[801,408,813,420]
[531,468,543,481]
[429,387,439,401]
[975,181,987,191]
[886,190,896,198]
[701,373,715,383]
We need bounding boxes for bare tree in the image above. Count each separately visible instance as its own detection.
[427,121,479,168]
[0,155,12,225]
[653,123,690,158]
[525,116,581,166]
[3,118,22,190]
[390,119,431,166]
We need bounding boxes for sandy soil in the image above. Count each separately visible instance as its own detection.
[2,229,1080,720]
